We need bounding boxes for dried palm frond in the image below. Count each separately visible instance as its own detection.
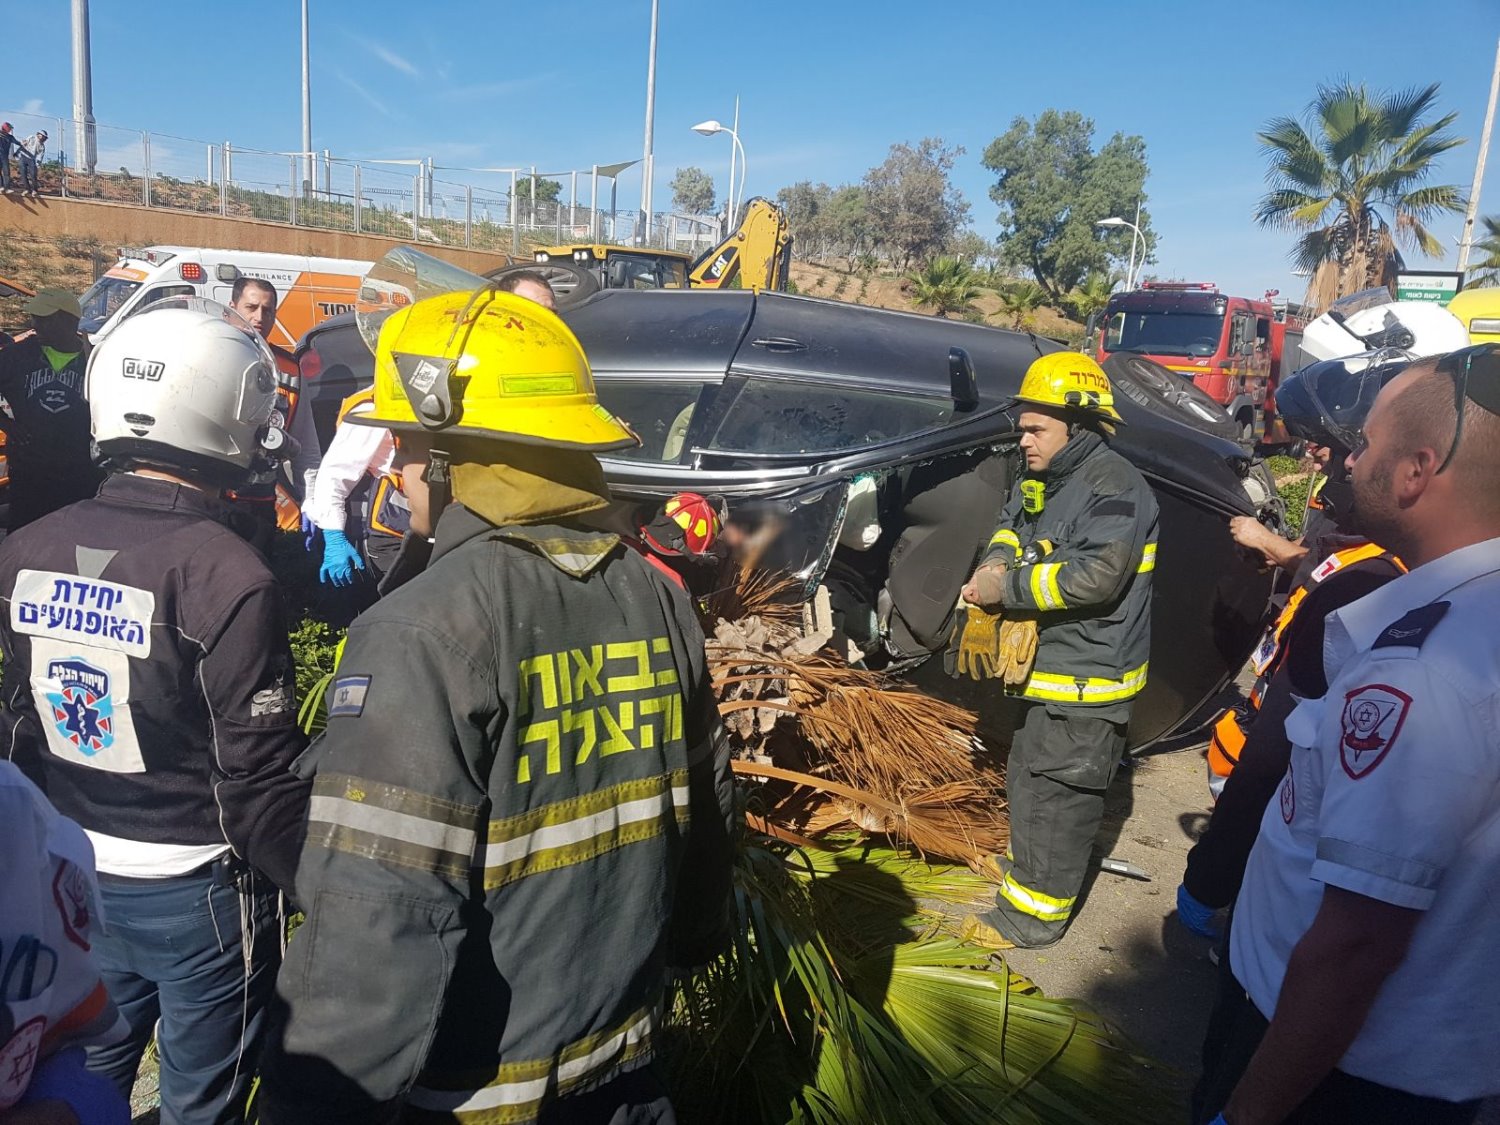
[706,565,1008,863]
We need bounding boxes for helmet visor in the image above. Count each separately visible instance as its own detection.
[1292,358,1407,451]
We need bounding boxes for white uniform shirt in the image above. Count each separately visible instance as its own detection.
[304,415,395,533]
[1232,536,1500,1102]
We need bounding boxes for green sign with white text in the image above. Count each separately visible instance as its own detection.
[1395,271,1464,304]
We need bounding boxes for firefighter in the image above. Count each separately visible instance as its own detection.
[304,269,559,596]
[0,300,311,1124]
[260,286,737,1124]
[1178,357,1409,939]
[633,491,726,594]
[953,352,1158,949]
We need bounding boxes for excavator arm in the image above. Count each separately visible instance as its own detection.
[689,198,793,292]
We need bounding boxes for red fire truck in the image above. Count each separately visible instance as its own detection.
[1095,282,1309,444]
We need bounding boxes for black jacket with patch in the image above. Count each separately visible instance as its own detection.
[0,473,310,891]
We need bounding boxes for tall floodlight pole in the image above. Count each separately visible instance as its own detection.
[1458,36,1500,274]
[640,0,659,244]
[301,0,313,195]
[71,0,97,174]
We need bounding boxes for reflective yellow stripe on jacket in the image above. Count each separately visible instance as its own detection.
[408,1005,657,1123]
[1020,661,1150,704]
[1137,541,1157,573]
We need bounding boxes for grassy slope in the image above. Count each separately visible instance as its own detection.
[789,261,1084,341]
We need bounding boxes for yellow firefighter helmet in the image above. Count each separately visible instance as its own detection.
[1014,351,1124,423]
[353,287,639,452]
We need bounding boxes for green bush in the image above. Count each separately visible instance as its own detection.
[1266,454,1303,479]
[1278,475,1312,536]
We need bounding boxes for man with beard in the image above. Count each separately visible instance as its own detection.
[1195,346,1500,1124]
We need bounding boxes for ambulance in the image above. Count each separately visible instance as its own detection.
[78,246,372,349]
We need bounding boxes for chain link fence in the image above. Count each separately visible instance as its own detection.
[4,109,722,259]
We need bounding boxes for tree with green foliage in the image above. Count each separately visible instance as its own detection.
[824,183,875,269]
[1254,81,1465,307]
[515,176,562,202]
[906,257,983,318]
[946,229,995,267]
[1466,214,1500,288]
[994,280,1048,330]
[776,180,832,258]
[670,165,717,215]
[983,110,1153,301]
[863,138,970,272]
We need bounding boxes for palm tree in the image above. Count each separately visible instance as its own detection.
[906,257,982,318]
[1254,81,1465,309]
[1066,271,1118,323]
[1467,215,1500,288]
[995,279,1047,330]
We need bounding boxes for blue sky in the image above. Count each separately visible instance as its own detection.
[5,0,1498,298]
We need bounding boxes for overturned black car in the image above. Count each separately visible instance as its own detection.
[298,275,1279,751]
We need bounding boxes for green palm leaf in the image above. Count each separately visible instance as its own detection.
[1255,79,1466,307]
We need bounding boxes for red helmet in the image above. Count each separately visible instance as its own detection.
[642,492,723,559]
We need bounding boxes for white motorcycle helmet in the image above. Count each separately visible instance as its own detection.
[87,298,286,487]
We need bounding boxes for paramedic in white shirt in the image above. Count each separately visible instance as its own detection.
[1196,346,1500,1125]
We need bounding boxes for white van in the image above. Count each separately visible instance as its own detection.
[78,246,373,349]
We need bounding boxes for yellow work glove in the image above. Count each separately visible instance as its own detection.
[997,618,1039,688]
[955,605,1004,680]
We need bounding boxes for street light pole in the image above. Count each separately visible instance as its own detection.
[1458,36,1500,274]
[1096,214,1145,289]
[640,0,660,245]
[727,95,739,222]
[692,115,747,226]
[301,0,312,196]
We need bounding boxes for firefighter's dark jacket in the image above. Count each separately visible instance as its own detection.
[0,473,310,891]
[262,504,737,1124]
[980,429,1158,711]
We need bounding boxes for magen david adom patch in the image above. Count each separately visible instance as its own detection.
[1339,683,1412,780]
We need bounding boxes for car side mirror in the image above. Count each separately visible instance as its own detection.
[949,347,978,412]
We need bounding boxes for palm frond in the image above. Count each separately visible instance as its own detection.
[663,838,1180,1125]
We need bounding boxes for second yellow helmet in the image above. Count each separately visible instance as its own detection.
[1015,351,1124,424]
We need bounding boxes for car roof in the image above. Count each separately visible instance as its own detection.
[565,288,1062,400]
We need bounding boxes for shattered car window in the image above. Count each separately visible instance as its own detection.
[708,378,952,455]
[596,381,710,463]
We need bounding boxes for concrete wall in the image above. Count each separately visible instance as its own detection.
[0,195,516,275]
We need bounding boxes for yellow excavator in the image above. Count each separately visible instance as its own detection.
[508,197,792,304]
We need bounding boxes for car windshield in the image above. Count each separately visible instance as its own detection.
[596,381,711,463]
[707,378,952,455]
[606,253,687,290]
[1106,311,1224,358]
[79,276,140,328]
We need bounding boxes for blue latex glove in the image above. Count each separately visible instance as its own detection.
[301,511,318,552]
[1208,1115,1230,1125]
[319,528,366,587]
[1176,883,1222,940]
[21,1046,130,1124]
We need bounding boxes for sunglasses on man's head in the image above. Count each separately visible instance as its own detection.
[1434,344,1500,475]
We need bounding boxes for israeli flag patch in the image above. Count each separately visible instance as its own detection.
[329,674,372,718]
